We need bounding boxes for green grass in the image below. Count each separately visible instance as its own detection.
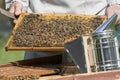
[0,15,24,64]
[0,32,24,64]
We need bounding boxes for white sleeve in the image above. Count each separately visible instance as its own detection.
[107,0,120,5]
[5,0,30,12]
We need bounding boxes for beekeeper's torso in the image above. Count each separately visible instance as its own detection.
[28,0,107,15]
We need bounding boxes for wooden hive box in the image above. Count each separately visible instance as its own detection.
[38,70,120,80]
[5,13,107,51]
[0,52,120,80]
[0,54,79,80]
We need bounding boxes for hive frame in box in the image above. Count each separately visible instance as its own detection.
[5,13,107,51]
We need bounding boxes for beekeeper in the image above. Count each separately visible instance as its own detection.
[5,0,120,60]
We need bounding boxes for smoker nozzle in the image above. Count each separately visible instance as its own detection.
[93,13,118,33]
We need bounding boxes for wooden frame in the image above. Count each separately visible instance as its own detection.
[5,13,107,51]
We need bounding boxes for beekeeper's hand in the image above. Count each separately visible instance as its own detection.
[106,4,120,24]
[9,1,24,23]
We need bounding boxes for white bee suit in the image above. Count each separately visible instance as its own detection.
[5,0,120,60]
[6,0,113,14]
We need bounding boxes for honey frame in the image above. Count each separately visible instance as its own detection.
[5,13,107,51]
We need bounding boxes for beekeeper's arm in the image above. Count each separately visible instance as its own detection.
[5,0,31,15]
[5,0,31,23]
[107,0,120,24]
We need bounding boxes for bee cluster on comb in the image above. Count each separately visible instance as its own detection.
[12,13,106,47]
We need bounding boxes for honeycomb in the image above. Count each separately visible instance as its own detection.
[9,13,106,48]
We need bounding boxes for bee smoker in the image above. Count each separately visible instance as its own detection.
[63,13,119,73]
[92,30,120,71]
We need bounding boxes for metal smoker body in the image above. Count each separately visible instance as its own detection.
[92,30,120,71]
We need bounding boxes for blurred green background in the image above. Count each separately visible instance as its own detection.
[0,14,24,64]
[0,0,24,64]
